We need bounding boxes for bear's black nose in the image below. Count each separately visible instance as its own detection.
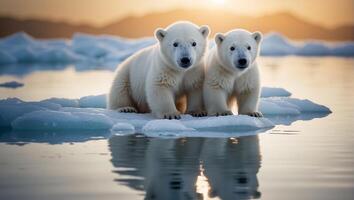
[181,57,191,64]
[238,58,247,66]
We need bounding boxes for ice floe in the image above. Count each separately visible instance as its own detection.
[0,81,24,88]
[0,87,331,137]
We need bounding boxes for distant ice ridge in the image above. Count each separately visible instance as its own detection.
[0,87,331,137]
[0,32,155,65]
[0,32,353,65]
[261,32,354,56]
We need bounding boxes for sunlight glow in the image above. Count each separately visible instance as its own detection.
[210,0,226,6]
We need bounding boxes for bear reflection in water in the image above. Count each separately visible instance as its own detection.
[109,135,261,200]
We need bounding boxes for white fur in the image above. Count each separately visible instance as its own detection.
[204,29,263,117]
[108,21,209,119]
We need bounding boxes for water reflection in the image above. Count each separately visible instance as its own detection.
[265,112,330,126]
[0,129,110,145]
[109,135,261,200]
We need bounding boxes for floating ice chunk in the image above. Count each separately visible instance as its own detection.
[260,97,331,115]
[0,81,24,88]
[261,87,291,97]
[283,98,331,113]
[0,98,59,127]
[111,123,135,135]
[40,98,79,107]
[0,92,331,132]
[183,115,274,131]
[260,99,300,115]
[79,94,106,108]
[12,110,114,131]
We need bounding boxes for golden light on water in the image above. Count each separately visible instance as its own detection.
[195,164,218,200]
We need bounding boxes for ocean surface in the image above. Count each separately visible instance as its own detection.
[0,56,353,200]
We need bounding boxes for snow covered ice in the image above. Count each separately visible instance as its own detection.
[0,32,353,66]
[0,87,331,137]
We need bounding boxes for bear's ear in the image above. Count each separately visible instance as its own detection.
[199,25,210,38]
[155,28,167,42]
[215,33,225,46]
[252,31,263,44]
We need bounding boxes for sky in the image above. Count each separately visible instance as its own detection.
[0,0,353,28]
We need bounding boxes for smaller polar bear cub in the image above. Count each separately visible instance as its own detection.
[204,29,263,117]
[108,21,209,119]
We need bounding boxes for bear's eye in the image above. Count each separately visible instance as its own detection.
[192,42,197,47]
[173,42,179,47]
[247,46,251,50]
[230,46,235,51]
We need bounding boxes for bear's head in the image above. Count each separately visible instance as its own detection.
[215,29,262,75]
[155,21,209,71]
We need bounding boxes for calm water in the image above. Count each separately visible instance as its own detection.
[0,57,353,200]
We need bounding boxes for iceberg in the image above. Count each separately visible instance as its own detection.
[0,32,353,67]
[261,32,298,56]
[296,42,331,56]
[0,49,17,64]
[261,32,354,57]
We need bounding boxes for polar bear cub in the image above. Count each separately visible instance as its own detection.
[108,21,209,119]
[203,29,263,117]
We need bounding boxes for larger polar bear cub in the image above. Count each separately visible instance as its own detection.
[108,21,209,119]
[204,29,263,117]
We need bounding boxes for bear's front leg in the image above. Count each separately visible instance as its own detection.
[147,86,181,119]
[236,88,263,117]
[204,85,233,116]
[186,89,207,117]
